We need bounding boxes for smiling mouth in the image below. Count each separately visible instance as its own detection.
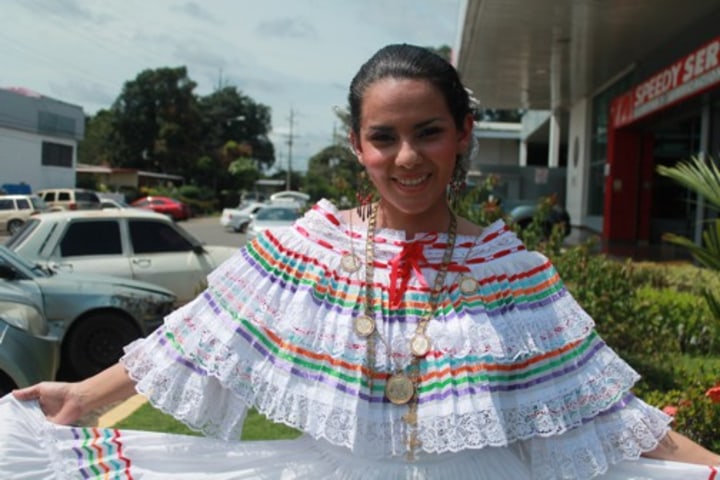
[394,174,430,187]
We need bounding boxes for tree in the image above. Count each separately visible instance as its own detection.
[78,109,115,165]
[198,86,275,171]
[110,66,203,179]
[304,144,362,203]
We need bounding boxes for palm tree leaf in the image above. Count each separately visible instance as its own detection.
[657,156,720,209]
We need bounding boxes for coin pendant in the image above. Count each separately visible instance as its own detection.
[340,253,361,273]
[385,373,415,405]
[354,314,375,337]
[459,274,479,294]
[410,333,431,357]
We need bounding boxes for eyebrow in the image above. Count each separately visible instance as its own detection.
[365,118,442,132]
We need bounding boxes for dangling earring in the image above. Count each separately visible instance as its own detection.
[448,134,477,209]
[448,157,467,209]
[356,170,374,221]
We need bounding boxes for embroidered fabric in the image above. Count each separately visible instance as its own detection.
[119,199,674,479]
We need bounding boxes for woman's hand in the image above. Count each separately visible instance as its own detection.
[13,381,86,425]
[12,363,138,425]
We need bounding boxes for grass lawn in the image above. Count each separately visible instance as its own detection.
[114,403,302,441]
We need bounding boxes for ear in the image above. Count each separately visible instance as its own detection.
[457,113,475,152]
[349,131,365,166]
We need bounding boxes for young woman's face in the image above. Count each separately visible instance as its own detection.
[351,77,473,225]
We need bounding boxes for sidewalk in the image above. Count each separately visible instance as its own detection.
[81,394,148,428]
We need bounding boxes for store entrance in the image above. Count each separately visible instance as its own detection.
[646,114,701,244]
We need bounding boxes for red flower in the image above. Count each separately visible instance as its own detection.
[705,384,720,403]
[662,405,678,417]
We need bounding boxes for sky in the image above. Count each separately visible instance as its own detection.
[1,0,462,173]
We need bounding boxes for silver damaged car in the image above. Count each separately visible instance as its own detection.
[0,245,175,380]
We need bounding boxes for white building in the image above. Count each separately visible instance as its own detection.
[456,0,720,256]
[0,87,85,192]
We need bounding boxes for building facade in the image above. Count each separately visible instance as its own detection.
[0,87,85,193]
[456,0,720,256]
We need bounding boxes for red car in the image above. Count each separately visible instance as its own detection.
[131,196,191,221]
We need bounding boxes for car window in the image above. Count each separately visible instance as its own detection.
[0,199,13,210]
[75,191,100,202]
[59,220,122,256]
[16,198,30,209]
[58,192,71,201]
[5,218,40,247]
[42,192,55,201]
[129,220,193,254]
[135,199,150,207]
[256,208,298,221]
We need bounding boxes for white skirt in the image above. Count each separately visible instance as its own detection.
[0,396,716,480]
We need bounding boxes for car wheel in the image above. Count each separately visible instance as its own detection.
[62,312,142,380]
[7,219,23,235]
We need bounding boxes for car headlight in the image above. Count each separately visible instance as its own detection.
[0,301,47,336]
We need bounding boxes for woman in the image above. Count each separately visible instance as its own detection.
[2,44,719,479]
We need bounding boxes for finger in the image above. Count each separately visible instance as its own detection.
[12,385,40,401]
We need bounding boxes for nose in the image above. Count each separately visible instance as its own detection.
[395,140,422,168]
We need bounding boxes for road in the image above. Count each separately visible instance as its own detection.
[178,216,248,249]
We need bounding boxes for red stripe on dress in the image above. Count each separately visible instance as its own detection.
[112,429,133,479]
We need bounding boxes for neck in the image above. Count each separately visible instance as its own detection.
[376,200,453,239]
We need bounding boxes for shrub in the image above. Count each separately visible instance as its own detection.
[642,386,720,452]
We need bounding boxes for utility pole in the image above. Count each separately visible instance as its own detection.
[286,108,295,190]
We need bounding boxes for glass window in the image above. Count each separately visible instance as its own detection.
[42,192,55,202]
[16,198,30,210]
[129,220,193,254]
[41,142,73,167]
[58,192,71,201]
[59,221,122,256]
[0,199,14,210]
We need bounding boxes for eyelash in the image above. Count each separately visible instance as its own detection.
[368,127,442,143]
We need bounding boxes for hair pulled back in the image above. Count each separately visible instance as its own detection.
[348,44,471,135]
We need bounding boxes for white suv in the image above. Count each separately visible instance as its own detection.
[36,188,101,211]
[0,194,48,235]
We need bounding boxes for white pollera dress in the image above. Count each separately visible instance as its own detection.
[0,199,717,479]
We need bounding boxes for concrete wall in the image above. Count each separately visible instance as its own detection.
[0,89,84,191]
[566,98,592,230]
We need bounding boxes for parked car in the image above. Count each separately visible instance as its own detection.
[0,288,59,396]
[36,188,101,211]
[131,196,191,221]
[220,201,266,233]
[246,205,301,241]
[269,190,310,208]
[0,245,175,379]
[0,194,48,235]
[99,197,131,209]
[6,209,236,307]
[507,202,572,238]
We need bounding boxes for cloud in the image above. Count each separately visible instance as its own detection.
[255,17,318,39]
[47,81,117,113]
[171,2,219,23]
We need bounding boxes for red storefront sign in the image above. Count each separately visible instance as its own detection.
[611,36,720,128]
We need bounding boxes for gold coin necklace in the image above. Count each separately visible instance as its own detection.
[360,202,457,406]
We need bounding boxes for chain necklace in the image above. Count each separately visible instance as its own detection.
[355,202,457,403]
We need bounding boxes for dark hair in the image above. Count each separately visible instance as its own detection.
[348,44,471,135]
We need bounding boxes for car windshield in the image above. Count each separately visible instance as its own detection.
[30,197,48,210]
[255,207,299,221]
[76,191,100,202]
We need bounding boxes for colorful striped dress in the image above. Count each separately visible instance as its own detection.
[0,199,717,479]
